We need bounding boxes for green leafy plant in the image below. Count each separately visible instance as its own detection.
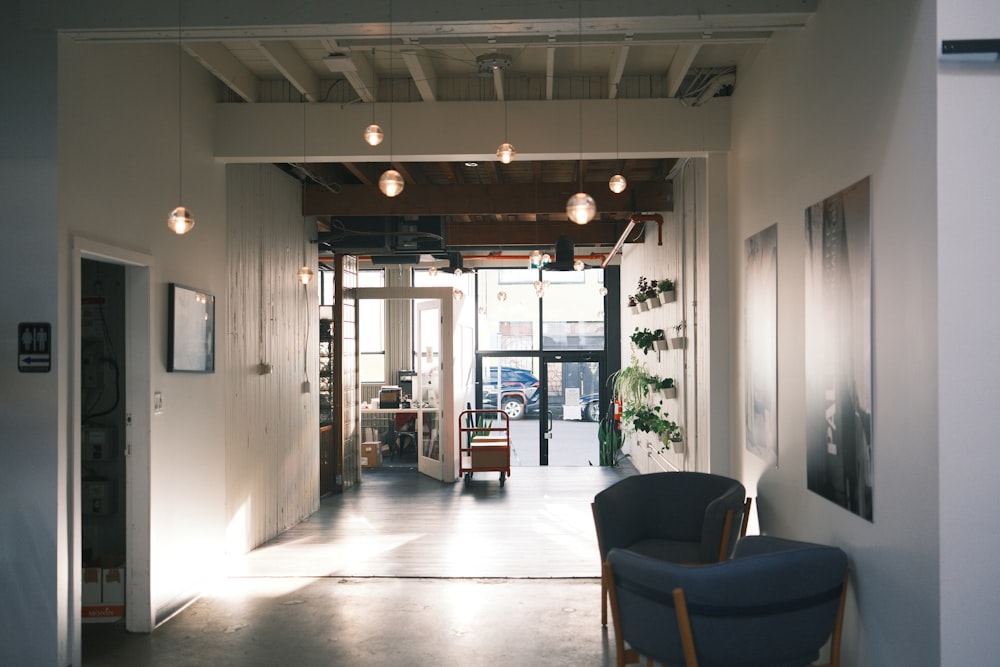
[647,375,674,390]
[630,327,665,355]
[657,278,675,293]
[597,416,629,466]
[610,355,649,410]
[622,403,679,442]
[634,291,647,303]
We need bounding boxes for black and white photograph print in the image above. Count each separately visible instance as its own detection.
[745,224,778,466]
[804,176,873,521]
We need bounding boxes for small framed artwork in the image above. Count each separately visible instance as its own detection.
[167,283,215,373]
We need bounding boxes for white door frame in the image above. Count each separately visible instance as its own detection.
[355,286,456,481]
[73,237,154,633]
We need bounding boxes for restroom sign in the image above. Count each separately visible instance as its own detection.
[18,322,51,373]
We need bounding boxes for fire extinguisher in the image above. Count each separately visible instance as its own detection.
[613,397,623,422]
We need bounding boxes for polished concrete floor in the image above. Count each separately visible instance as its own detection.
[83,465,637,666]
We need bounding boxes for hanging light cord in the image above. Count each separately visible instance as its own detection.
[577,1,584,192]
[177,0,183,204]
[388,0,394,167]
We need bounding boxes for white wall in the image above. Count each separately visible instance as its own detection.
[224,164,319,556]
[728,1,939,664]
[936,1,1000,662]
[0,3,61,664]
[58,39,230,626]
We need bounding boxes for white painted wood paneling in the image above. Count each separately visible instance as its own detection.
[224,164,319,555]
[619,198,698,472]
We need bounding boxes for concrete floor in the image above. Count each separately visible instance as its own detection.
[84,577,618,666]
[83,466,635,666]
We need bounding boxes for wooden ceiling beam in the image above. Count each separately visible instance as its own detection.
[303,181,672,216]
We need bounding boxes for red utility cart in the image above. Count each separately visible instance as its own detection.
[458,409,511,487]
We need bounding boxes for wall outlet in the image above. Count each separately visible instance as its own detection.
[153,391,163,414]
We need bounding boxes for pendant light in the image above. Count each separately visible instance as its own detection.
[363,50,384,146]
[167,0,195,235]
[609,83,627,193]
[379,0,404,197]
[566,1,596,225]
[608,83,628,195]
[495,55,515,164]
[296,108,314,286]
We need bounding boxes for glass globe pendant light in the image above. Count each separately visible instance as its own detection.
[379,169,404,197]
[565,1,595,225]
[378,0,404,197]
[566,191,596,225]
[496,142,516,164]
[608,82,627,194]
[364,123,383,147]
[168,2,195,235]
[609,173,627,194]
[168,206,195,235]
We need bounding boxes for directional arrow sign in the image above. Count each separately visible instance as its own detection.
[18,322,52,373]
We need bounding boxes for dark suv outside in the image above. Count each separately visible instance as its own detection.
[481,367,540,420]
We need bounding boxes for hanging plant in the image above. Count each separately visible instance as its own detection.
[610,355,650,413]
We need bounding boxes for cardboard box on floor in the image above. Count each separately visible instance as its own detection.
[82,566,125,623]
[361,441,381,467]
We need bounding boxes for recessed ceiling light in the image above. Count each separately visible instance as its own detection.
[465,161,479,167]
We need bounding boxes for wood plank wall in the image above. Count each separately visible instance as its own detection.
[619,196,693,474]
[224,164,320,555]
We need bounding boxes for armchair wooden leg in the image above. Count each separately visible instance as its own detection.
[601,568,608,626]
[740,497,753,537]
[673,588,700,667]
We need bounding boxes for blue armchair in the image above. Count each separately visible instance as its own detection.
[606,535,849,667]
[592,472,748,626]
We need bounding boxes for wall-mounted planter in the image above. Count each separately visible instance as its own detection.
[646,297,662,309]
[637,300,649,312]
[658,290,676,305]
[652,339,668,351]
[628,305,639,315]
[665,438,685,454]
[657,386,677,399]
[669,336,686,350]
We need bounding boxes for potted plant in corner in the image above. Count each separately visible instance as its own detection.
[597,415,629,466]
[657,278,676,305]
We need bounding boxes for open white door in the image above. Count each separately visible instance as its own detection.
[415,300,444,480]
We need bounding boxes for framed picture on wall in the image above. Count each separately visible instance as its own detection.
[745,224,778,467]
[804,176,873,521]
[167,283,215,373]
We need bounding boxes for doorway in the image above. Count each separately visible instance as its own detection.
[74,238,154,637]
[477,353,604,466]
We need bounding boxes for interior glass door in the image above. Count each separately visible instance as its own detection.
[415,300,443,480]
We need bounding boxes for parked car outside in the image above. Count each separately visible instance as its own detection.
[481,366,540,420]
[579,393,602,422]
